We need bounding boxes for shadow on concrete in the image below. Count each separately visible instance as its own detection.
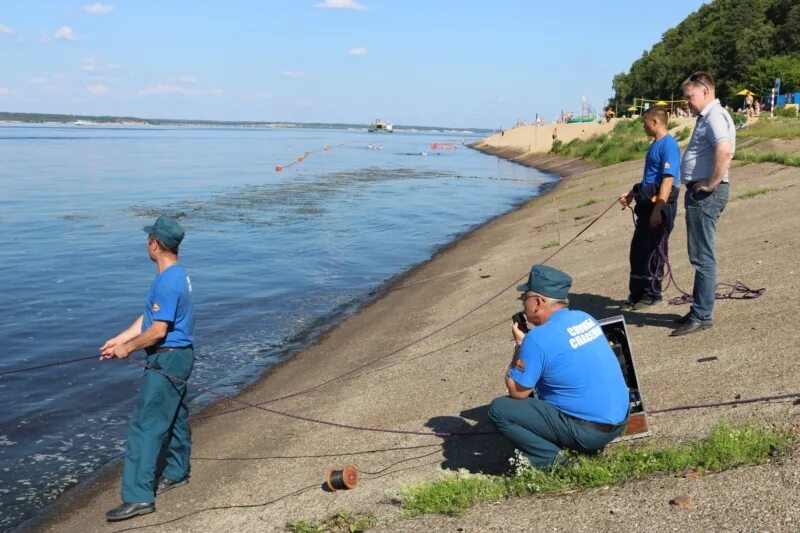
[570,291,686,330]
[425,404,513,475]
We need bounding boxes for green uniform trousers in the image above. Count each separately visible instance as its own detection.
[489,395,626,469]
[121,348,194,503]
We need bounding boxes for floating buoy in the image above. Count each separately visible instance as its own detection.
[326,465,359,491]
[275,164,283,172]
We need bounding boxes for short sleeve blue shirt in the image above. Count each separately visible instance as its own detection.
[142,264,194,348]
[507,309,629,424]
[641,134,680,187]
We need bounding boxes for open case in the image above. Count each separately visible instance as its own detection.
[598,315,649,441]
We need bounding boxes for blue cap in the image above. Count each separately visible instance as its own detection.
[517,264,572,299]
[143,215,185,249]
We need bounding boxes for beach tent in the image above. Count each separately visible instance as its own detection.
[733,89,758,111]
[627,106,638,111]
[655,100,668,106]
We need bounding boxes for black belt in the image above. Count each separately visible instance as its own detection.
[146,345,192,355]
[568,414,626,433]
[685,181,729,188]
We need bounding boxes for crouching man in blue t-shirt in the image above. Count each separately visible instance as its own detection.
[488,264,629,469]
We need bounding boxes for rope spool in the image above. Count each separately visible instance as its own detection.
[325,465,358,491]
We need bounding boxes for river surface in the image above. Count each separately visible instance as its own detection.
[0,123,555,528]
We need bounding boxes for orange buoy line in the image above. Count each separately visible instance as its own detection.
[275,141,349,172]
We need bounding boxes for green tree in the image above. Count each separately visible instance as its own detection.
[607,0,800,106]
[748,55,800,93]
[771,2,800,53]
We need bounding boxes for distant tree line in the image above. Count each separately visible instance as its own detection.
[610,0,800,108]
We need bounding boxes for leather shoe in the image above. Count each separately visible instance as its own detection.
[673,312,692,324]
[156,475,190,495]
[630,296,662,310]
[106,501,155,522]
[671,318,713,336]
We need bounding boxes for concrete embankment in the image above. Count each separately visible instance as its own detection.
[36,128,800,532]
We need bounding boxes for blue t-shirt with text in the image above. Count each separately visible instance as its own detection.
[641,134,680,187]
[142,264,194,348]
[507,309,629,424]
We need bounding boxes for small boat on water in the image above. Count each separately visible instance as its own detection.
[368,118,393,133]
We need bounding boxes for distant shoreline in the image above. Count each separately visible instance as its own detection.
[0,112,489,134]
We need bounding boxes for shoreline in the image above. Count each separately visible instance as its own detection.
[22,149,565,531]
[33,131,800,531]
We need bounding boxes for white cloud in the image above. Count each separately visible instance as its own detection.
[54,26,78,41]
[141,84,199,96]
[86,84,111,95]
[140,83,223,97]
[348,47,367,56]
[82,57,119,72]
[281,69,306,78]
[0,86,11,95]
[243,91,272,100]
[0,24,15,34]
[316,0,366,11]
[84,3,115,15]
[28,74,72,95]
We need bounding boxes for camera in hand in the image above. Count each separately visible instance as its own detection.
[512,311,529,333]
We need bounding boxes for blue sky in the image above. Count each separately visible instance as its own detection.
[1,1,708,128]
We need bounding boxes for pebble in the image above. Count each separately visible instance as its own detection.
[669,495,692,508]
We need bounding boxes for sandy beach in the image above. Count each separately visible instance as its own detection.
[31,121,800,532]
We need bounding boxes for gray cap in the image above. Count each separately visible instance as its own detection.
[143,215,185,249]
[517,264,572,299]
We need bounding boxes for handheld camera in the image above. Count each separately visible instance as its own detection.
[512,311,529,333]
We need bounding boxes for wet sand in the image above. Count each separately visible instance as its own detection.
[32,127,800,532]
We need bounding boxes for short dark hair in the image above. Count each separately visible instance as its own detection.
[644,107,668,125]
[683,71,715,92]
[148,234,179,254]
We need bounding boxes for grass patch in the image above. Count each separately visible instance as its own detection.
[286,511,377,533]
[675,126,692,142]
[586,180,614,192]
[737,187,778,200]
[577,198,599,208]
[743,117,800,139]
[542,240,559,249]
[550,118,652,166]
[401,424,788,517]
[735,150,800,167]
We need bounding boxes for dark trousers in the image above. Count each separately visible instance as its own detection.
[121,348,194,503]
[488,396,626,469]
[628,199,677,302]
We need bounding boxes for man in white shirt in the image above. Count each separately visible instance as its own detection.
[672,72,735,336]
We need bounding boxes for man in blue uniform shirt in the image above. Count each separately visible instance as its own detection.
[100,215,195,521]
[618,107,681,309]
[489,265,629,469]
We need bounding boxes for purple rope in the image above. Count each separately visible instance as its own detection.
[130,357,497,438]
[0,354,99,378]
[630,211,766,304]
[650,392,800,415]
